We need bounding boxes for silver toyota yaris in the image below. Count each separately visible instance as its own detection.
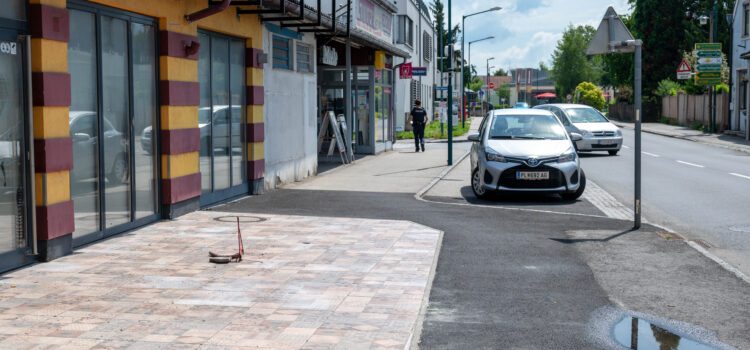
[468,109,586,200]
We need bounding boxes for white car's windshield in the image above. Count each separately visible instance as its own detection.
[566,108,608,123]
[488,114,567,140]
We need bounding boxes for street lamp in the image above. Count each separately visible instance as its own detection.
[467,36,494,121]
[461,6,501,127]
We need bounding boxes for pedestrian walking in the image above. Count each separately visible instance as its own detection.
[408,99,428,152]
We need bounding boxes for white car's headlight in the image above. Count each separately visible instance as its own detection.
[616,128,622,136]
[485,149,506,162]
[581,130,593,137]
[558,150,577,163]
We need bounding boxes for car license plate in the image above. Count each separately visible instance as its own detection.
[517,171,549,180]
[598,139,615,145]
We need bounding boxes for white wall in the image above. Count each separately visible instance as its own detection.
[262,27,318,189]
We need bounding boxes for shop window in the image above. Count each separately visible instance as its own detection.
[67,3,158,245]
[272,35,291,69]
[397,15,413,46]
[0,0,26,22]
[198,31,247,206]
[423,32,431,61]
[744,3,750,37]
[296,42,313,73]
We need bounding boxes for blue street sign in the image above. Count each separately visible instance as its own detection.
[412,67,427,76]
[479,90,484,97]
[436,86,448,91]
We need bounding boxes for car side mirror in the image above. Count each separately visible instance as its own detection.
[569,132,583,142]
[467,133,480,142]
[73,133,90,142]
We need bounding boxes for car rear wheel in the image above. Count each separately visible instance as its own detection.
[561,169,586,201]
[108,155,129,185]
[608,150,618,156]
[471,168,491,200]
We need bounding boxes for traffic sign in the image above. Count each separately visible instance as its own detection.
[696,50,721,58]
[698,57,722,65]
[488,82,495,89]
[696,64,721,71]
[677,72,692,80]
[436,86,448,91]
[412,67,427,76]
[478,90,484,97]
[696,78,721,85]
[696,43,721,50]
[696,71,720,78]
[677,59,691,72]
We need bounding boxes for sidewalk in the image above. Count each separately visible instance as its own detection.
[612,121,750,154]
[0,211,441,349]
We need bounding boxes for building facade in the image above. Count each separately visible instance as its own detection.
[393,0,435,132]
[0,0,266,273]
[730,0,750,137]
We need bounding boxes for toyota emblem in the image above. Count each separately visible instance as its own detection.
[527,157,539,167]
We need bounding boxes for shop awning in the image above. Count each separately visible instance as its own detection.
[349,28,411,59]
[534,92,556,98]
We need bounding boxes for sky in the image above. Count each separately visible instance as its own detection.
[447,0,632,76]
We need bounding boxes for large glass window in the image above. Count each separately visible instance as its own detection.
[0,30,29,270]
[375,69,392,143]
[198,30,247,205]
[0,0,26,22]
[397,16,413,46]
[68,4,158,245]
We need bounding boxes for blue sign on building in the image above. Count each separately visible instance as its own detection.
[412,67,427,76]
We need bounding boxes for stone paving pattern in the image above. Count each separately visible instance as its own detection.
[0,211,441,349]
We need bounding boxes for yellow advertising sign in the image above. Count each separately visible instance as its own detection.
[374,51,385,69]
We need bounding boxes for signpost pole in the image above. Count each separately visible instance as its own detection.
[447,0,453,165]
[634,41,642,229]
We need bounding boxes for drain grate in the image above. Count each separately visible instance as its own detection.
[692,239,712,249]
[655,231,684,241]
[213,215,267,223]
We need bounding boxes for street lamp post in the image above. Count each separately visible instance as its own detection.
[485,57,494,116]
[467,36,493,121]
[461,6,501,128]
[447,0,452,165]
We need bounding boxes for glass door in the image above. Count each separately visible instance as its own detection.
[68,3,159,247]
[0,30,32,271]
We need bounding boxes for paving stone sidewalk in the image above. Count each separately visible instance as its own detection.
[0,211,441,349]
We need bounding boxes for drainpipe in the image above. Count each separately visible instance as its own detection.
[186,0,232,23]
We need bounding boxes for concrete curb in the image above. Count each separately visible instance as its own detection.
[406,229,444,350]
[415,150,471,199]
[612,121,750,155]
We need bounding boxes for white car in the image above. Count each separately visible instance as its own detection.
[468,109,586,200]
[533,104,623,155]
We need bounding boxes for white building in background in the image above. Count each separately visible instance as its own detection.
[393,0,436,131]
[730,0,750,137]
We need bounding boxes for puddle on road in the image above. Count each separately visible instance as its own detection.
[614,316,715,350]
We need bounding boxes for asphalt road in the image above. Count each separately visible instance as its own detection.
[580,128,750,275]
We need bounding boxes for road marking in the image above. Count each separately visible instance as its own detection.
[642,152,660,157]
[622,145,631,149]
[730,172,750,180]
[677,160,704,168]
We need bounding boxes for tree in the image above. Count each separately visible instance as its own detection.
[538,61,551,73]
[495,83,511,101]
[430,0,461,72]
[550,25,602,98]
[493,68,508,76]
[469,77,483,92]
[574,82,606,111]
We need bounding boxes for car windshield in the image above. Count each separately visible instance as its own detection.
[488,114,567,140]
[566,108,608,123]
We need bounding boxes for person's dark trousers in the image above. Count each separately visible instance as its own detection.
[413,123,425,151]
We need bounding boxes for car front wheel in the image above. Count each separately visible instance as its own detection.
[108,155,129,185]
[472,168,491,200]
[561,169,586,201]
[608,150,618,156]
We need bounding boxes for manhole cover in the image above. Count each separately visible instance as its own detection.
[213,215,267,223]
[729,225,750,233]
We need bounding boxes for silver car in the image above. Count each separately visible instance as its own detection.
[533,103,623,155]
[468,109,586,200]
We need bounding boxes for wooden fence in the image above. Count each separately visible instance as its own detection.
[661,93,729,131]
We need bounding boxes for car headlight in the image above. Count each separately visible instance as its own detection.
[485,149,506,162]
[616,128,622,136]
[581,130,593,137]
[558,149,577,163]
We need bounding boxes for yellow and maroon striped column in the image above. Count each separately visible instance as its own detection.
[246,39,264,193]
[29,0,74,261]
[159,29,202,217]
